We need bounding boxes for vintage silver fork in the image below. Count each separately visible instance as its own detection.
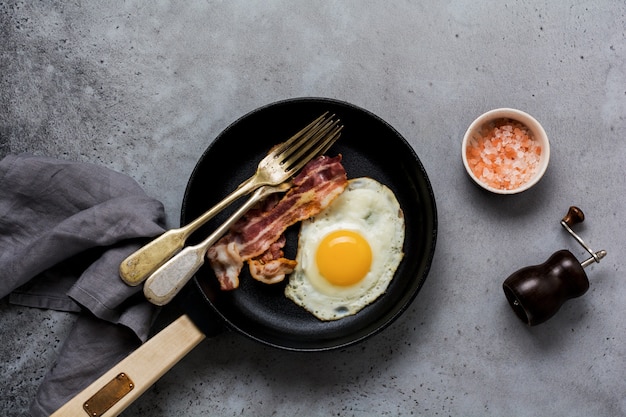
[120,113,342,286]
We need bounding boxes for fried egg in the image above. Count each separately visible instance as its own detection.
[284,177,405,321]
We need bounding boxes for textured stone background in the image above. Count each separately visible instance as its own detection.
[1,1,625,416]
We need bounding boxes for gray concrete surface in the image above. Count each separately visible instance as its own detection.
[1,1,625,416]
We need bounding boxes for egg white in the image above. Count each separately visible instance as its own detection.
[284,177,405,321]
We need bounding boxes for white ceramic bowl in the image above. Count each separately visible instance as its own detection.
[461,108,550,194]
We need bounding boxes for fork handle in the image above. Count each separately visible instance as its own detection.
[143,243,207,305]
[119,176,259,286]
[143,185,280,306]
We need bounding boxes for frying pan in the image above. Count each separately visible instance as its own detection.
[51,97,437,416]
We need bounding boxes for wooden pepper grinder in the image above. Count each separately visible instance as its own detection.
[502,207,607,326]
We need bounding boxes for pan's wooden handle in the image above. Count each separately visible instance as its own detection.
[51,314,205,417]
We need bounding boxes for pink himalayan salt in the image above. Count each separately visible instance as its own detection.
[466,118,542,190]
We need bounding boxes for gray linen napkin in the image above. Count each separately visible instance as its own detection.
[0,154,166,416]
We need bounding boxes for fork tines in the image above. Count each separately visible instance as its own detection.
[279,113,343,176]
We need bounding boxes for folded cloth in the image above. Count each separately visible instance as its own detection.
[0,154,166,416]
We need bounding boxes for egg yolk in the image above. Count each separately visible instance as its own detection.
[315,230,372,286]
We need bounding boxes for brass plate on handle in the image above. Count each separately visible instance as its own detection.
[83,373,134,417]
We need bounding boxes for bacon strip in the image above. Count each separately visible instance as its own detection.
[207,155,348,290]
[248,235,297,285]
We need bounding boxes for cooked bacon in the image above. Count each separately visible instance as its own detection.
[207,155,348,290]
[207,241,242,289]
[248,235,298,284]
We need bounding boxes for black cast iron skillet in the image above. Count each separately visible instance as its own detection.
[180,97,437,351]
[51,97,437,416]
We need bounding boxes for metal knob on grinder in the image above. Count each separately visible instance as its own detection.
[502,207,607,326]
